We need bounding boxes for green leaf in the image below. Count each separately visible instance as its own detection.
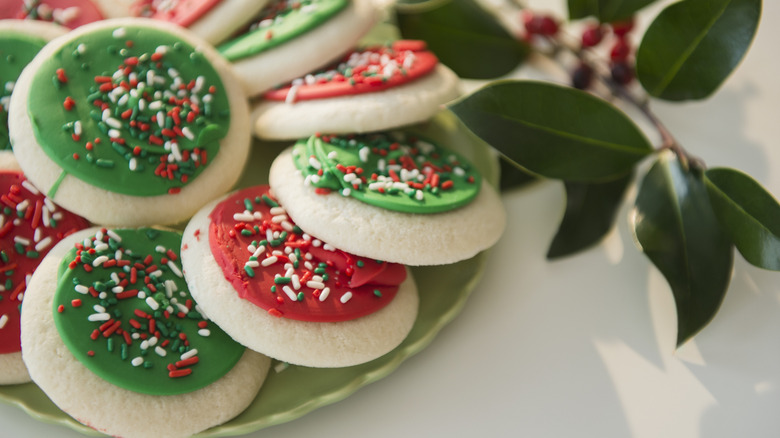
[568,0,658,22]
[547,173,632,259]
[395,0,529,79]
[499,156,537,191]
[631,153,733,347]
[196,124,224,147]
[448,80,653,182]
[636,0,761,101]
[704,167,780,270]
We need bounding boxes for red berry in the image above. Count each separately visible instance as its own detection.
[538,16,559,36]
[522,11,558,36]
[610,38,631,61]
[610,62,634,85]
[611,18,635,37]
[581,24,604,48]
[571,63,594,90]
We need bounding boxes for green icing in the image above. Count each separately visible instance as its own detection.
[0,32,47,151]
[292,131,482,214]
[53,228,244,396]
[27,25,230,196]
[218,0,348,62]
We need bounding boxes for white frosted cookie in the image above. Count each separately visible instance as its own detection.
[21,227,270,438]
[268,132,505,266]
[131,0,271,45]
[219,0,380,97]
[0,159,90,385]
[9,18,251,227]
[181,185,419,368]
[251,40,461,140]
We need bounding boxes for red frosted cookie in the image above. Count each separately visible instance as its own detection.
[0,169,89,384]
[0,0,120,28]
[251,40,461,140]
[181,185,419,367]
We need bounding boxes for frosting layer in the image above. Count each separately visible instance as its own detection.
[218,0,348,62]
[0,171,89,354]
[292,131,482,213]
[27,24,230,197]
[53,228,244,395]
[132,0,221,27]
[208,185,406,322]
[263,40,438,102]
[0,31,47,151]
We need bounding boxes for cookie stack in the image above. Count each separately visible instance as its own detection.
[0,0,505,436]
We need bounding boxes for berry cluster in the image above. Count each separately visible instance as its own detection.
[573,17,636,89]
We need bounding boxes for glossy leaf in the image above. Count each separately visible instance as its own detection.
[705,167,780,270]
[636,0,761,101]
[547,173,632,259]
[499,157,537,191]
[568,0,657,22]
[448,80,653,182]
[631,153,733,347]
[395,0,529,79]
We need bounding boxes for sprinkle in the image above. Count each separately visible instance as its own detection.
[180,348,198,360]
[318,287,330,302]
[340,292,353,303]
[131,357,143,367]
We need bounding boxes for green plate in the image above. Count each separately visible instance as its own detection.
[0,111,500,437]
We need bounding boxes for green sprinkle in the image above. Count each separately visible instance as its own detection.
[244,265,255,277]
[261,194,278,208]
[357,260,364,268]
[145,229,160,240]
[271,285,277,292]
[297,292,304,301]
[374,289,382,297]
[143,361,154,369]
[120,343,128,360]
[25,250,39,258]
[1,250,9,262]
[274,277,290,284]
[107,337,115,352]
[244,198,253,211]
[14,243,24,254]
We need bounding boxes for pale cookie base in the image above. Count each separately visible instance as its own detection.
[21,227,271,438]
[0,352,30,384]
[269,148,506,265]
[0,19,68,40]
[188,0,271,45]
[181,195,420,368]
[9,18,251,227]
[232,0,379,97]
[0,152,20,172]
[94,0,134,18]
[251,64,461,140]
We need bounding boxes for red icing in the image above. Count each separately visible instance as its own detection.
[0,171,89,354]
[131,0,222,27]
[263,41,439,102]
[208,185,406,322]
[1,0,104,29]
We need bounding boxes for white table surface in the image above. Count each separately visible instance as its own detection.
[2,1,780,437]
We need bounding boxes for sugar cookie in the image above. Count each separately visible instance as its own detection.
[181,185,419,367]
[9,18,251,226]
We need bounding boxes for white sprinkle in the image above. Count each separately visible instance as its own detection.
[148,100,162,110]
[306,281,325,289]
[129,157,138,171]
[340,292,353,303]
[88,312,111,322]
[108,128,121,138]
[145,297,159,310]
[112,27,126,38]
[271,214,286,224]
[112,286,123,293]
[13,236,30,246]
[182,126,195,140]
[415,190,424,201]
[74,285,89,294]
[261,256,278,267]
[21,180,39,195]
[77,43,86,54]
[308,156,321,170]
[131,357,143,367]
[140,340,149,350]
[106,117,122,129]
[282,286,297,301]
[359,147,370,163]
[155,346,167,357]
[93,304,106,313]
[319,287,330,302]
[181,349,198,360]
[0,315,7,329]
[167,260,183,277]
[291,274,301,290]
[198,329,211,337]
[94,242,109,252]
[33,227,41,242]
[15,199,29,213]
[245,260,259,268]
[327,151,338,160]
[233,212,254,222]
[175,302,188,314]
[281,221,294,232]
[92,255,109,267]
[342,188,351,197]
[323,243,335,251]
[148,336,158,347]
